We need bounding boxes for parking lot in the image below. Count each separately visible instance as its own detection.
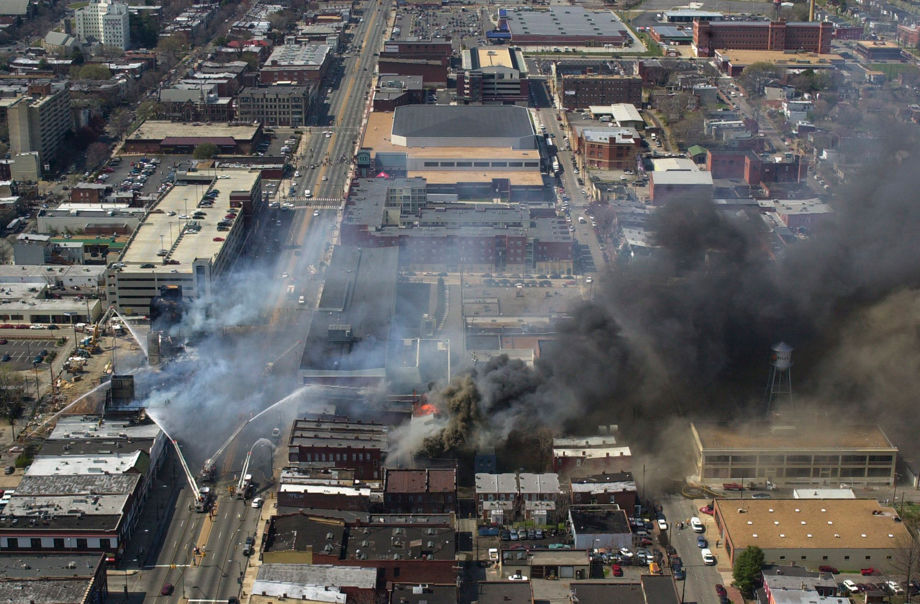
[393,4,490,51]
[100,155,186,200]
[0,336,65,371]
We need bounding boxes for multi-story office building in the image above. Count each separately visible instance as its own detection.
[7,82,72,164]
[236,85,316,127]
[75,0,131,50]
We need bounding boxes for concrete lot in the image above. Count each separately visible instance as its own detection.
[0,335,66,371]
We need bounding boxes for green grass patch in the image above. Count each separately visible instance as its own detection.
[869,63,919,75]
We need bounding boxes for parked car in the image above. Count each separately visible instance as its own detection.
[819,565,838,574]
[161,584,174,596]
[715,584,727,597]
[697,536,708,548]
[861,568,878,576]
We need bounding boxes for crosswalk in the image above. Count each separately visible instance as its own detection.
[281,197,343,209]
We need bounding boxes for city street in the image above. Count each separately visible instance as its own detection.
[661,495,728,604]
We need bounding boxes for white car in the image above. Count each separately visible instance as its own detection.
[690,517,704,533]
[282,203,295,210]
[657,519,668,532]
[701,548,715,565]
[294,171,301,178]
[842,579,858,594]
[251,497,263,508]
[887,581,904,594]
[313,210,320,217]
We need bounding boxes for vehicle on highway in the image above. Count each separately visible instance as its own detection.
[313,209,320,216]
[298,296,305,305]
[305,189,313,198]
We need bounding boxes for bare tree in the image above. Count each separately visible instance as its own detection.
[890,530,920,601]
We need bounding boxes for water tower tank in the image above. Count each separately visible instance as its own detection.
[771,342,793,370]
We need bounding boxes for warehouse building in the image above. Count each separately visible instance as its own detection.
[107,169,262,314]
[259,41,331,84]
[500,6,630,47]
[691,422,898,488]
[714,498,913,573]
[123,120,263,155]
[236,85,317,127]
[693,20,833,57]
[287,415,389,481]
[0,553,109,604]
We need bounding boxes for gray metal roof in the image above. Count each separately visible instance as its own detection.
[256,563,377,589]
[392,105,534,140]
[503,6,627,37]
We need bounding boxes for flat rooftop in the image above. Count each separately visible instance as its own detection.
[343,523,455,561]
[715,499,913,551]
[503,6,627,38]
[300,246,399,374]
[3,492,131,518]
[392,105,534,141]
[120,169,259,268]
[264,514,345,555]
[26,451,145,476]
[477,582,533,604]
[256,563,377,590]
[15,474,140,497]
[128,120,259,142]
[265,42,330,66]
[407,170,544,186]
[715,49,844,67]
[692,422,897,451]
[569,506,630,534]
[466,47,525,71]
[0,553,102,579]
[363,112,539,160]
[289,416,389,451]
[48,416,161,441]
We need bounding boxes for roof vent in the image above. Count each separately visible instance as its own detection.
[752,533,758,538]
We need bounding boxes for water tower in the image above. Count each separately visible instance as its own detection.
[765,342,793,410]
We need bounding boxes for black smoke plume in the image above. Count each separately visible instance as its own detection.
[421,123,920,462]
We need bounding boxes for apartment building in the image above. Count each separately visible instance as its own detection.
[7,83,72,165]
[75,0,131,50]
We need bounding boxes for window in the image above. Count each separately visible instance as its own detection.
[54,538,65,549]
[822,556,828,560]
[30,538,41,549]
[393,567,400,577]
[76,538,88,550]
[801,556,807,560]
[844,555,850,560]
[866,556,872,560]
[779,555,786,560]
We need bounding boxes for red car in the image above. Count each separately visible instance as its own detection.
[611,564,623,577]
[699,504,715,516]
[160,583,174,596]
[715,584,727,597]
[819,565,838,574]
[861,567,878,576]
[723,483,743,491]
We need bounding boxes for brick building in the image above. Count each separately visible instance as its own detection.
[855,40,902,61]
[70,182,111,203]
[569,472,637,511]
[575,127,641,171]
[383,469,457,514]
[898,24,920,49]
[373,75,424,111]
[556,75,642,110]
[236,85,316,127]
[693,20,833,57]
[260,41,331,85]
[287,415,388,481]
[378,40,451,88]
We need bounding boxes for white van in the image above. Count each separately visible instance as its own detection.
[690,517,704,533]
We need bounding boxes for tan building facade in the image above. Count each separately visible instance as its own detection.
[691,422,897,488]
[714,498,912,574]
